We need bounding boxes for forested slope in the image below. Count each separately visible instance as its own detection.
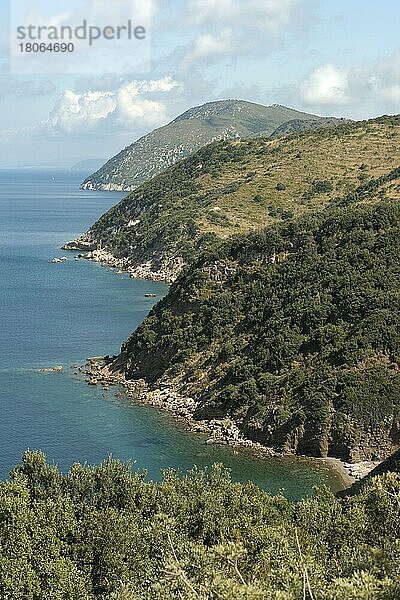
[119,200,400,461]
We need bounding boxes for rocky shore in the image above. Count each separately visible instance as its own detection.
[77,358,382,489]
[78,358,284,457]
[323,457,380,488]
[62,239,181,283]
[80,181,135,192]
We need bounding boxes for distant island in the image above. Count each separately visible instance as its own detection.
[71,158,107,172]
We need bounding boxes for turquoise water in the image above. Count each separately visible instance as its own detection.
[0,169,343,499]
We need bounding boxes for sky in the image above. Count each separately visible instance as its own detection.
[0,0,399,167]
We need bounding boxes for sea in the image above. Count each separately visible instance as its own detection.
[0,168,343,500]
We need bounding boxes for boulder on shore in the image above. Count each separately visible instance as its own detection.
[62,239,97,252]
[39,365,64,373]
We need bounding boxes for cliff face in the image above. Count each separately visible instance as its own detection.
[115,199,400,462]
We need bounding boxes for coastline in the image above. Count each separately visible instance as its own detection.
[321,457,379,489]
[62,239,181,284]
[79,358,381,491]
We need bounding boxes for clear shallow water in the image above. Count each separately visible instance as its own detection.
[0,169,343,499]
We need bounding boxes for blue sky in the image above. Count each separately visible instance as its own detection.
[0,0,399,167]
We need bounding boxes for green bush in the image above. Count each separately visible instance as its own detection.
[312,180,333,194]
[1,451,400,599]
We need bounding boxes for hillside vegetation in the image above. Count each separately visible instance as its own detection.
[81,100,337,192]
[1,450,400,599]
[119,199,400,461]
[70,114,400,463]
[74,115,400,282]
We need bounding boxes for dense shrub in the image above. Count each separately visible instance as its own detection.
[0,451,399,599]
[312,179,333,194]
[123,201,400,458]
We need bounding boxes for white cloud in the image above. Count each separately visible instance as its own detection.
[47,90,116,133]
[301,64,349,106]
[299,52,400,115]
[179,0,312,69]
[116,87,168,126]
[181,30,234,70]
[40,77,178,134]
[363,53,400,104]
[184,0,301,31]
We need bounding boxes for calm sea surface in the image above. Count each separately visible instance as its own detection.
[0,169,343,499]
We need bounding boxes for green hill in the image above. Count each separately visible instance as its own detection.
[118,199,400,462]
[80,100,346,192]
[69,115,400,283]
[66,114,400,463]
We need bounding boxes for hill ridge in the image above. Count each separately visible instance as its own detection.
[68,114,400,284]
[81,100,345,192]
[63,113,400,465]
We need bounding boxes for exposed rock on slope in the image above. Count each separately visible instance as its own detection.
[337,448,400,497]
